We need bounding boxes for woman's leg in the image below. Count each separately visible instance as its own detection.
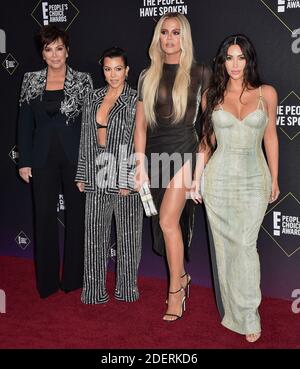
[159,160,192,320]
[60,162,85,292]
[32,165,60,298]
[114,194,143,302]
[81,192,114,303]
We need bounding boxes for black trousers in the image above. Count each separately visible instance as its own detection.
[32,134,85,298]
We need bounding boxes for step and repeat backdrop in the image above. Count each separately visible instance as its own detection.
[0,0,299,299]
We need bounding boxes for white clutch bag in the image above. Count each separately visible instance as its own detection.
[139,182,158,217]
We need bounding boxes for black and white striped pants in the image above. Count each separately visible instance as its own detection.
[81,191,143,304]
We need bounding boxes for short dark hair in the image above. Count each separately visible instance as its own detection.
[100,47,128,67]
[36,25,69,53]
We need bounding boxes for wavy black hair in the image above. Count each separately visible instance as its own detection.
[201,34,263,153]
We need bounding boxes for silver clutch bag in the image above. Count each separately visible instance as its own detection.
[139,182,158,217]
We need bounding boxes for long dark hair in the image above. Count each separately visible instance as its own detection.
[201,34,263,153]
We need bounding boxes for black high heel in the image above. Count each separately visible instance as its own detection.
[163,287,186,322]
[181,272,191,298]
[165,272,192,304]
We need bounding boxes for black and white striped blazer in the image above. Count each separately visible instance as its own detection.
[75,83,137,194]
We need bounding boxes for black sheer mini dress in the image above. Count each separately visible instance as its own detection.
[137,63,211,258]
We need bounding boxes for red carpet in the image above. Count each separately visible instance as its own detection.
[0,256,299,349]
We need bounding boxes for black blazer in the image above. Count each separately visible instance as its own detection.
[18,65,93,168]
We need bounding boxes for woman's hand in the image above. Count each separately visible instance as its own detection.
[190,178,202,204]
[134,167,150,192]
[76,182,85,192]
[19,167,32,183]
[269,181,280,203]
[119,189,130,196]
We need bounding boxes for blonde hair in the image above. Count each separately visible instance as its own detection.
[142,13,194,127]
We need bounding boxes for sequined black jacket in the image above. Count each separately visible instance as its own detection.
[18,66,93,168]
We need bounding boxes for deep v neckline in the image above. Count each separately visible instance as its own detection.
[96,92,121,125]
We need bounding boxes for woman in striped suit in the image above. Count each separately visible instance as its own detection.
[76,47,143,303]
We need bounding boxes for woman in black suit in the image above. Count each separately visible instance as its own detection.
[18,25,93,298]
[76,47,143,304]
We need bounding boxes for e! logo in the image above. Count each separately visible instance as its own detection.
[42,2,49,25]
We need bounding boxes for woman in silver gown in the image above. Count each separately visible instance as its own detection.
[191,34,280,342]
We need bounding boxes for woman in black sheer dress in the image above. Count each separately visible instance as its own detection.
[134,12,210,320]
